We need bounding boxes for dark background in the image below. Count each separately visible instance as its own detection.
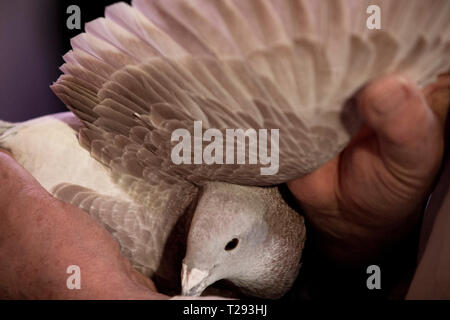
[0,0,130,122]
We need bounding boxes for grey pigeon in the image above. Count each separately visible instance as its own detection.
[0,113,305,298]
[1,0,450,299]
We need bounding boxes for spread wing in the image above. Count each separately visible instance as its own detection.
[52,0,450,187]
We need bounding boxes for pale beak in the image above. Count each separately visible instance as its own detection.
[181,263,210,296]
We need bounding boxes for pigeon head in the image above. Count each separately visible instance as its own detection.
[181,182,306,299]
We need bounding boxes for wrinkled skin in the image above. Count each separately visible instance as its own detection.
[0,73,449,299]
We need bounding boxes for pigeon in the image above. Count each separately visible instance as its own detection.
[0,113,305,299]
[2,0,450,299]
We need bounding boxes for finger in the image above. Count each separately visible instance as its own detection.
[0,151,54,215]
[356,75,444,175]
[424,72,450,126]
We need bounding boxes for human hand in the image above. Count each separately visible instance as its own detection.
[0,150,166,299]
[288,73,450,265]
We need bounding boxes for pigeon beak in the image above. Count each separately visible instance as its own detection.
[181,263,210,296]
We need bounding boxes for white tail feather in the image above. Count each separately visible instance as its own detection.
[0,120,14,137]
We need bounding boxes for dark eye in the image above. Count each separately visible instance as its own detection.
[225,238,239,251]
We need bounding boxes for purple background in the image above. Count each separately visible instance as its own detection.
[0,0,130,122]
[0,0,65,121]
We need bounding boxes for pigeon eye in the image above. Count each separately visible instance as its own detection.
[225,238,239,251]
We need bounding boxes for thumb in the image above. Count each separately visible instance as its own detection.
[356,75,443,177]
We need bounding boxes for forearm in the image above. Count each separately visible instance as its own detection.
[0,151,166,299]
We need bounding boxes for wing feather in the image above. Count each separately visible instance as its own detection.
[51,0,450,187]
